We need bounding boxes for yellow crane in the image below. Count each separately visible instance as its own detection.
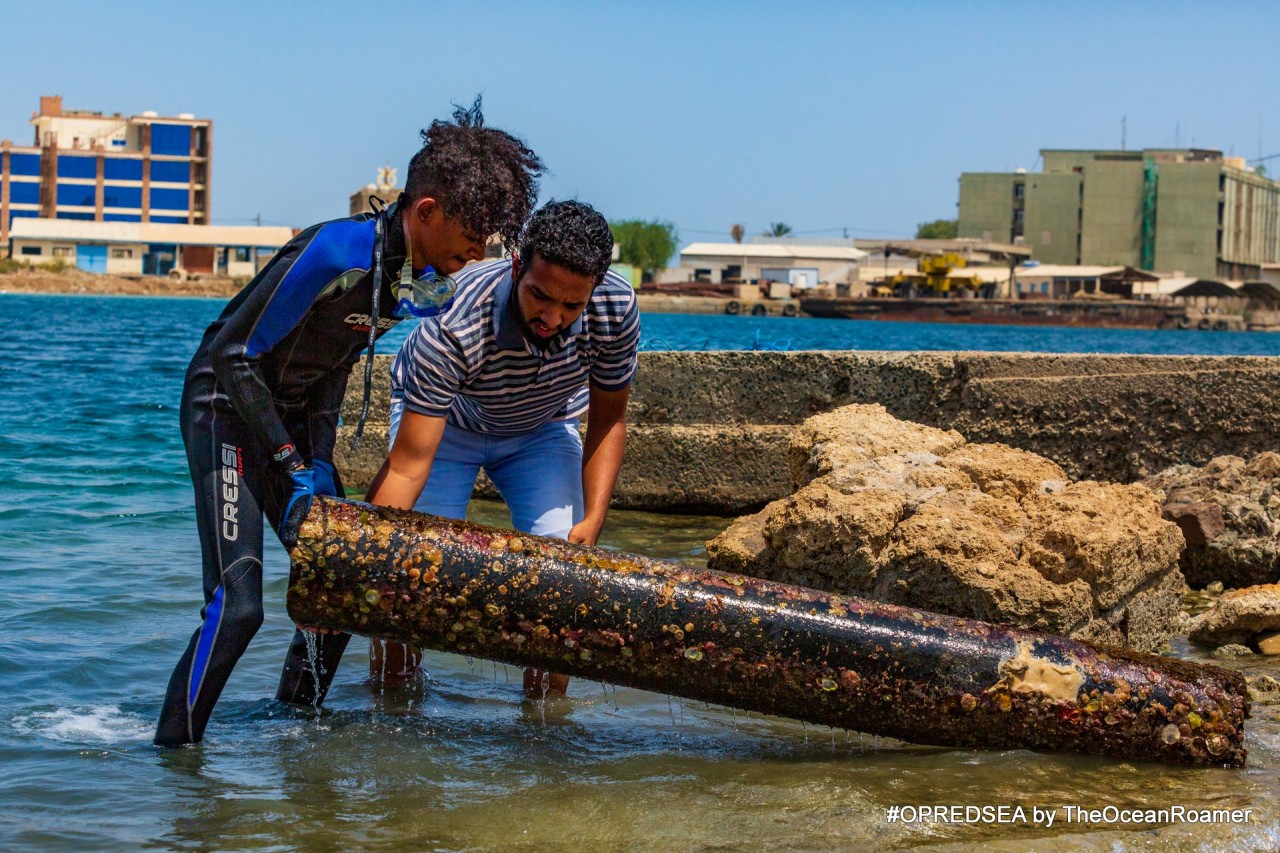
[883,252,990,298]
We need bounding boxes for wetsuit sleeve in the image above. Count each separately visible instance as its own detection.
[207,220,370,470]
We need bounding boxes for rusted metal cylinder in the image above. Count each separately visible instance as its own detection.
[286,497,1249,767]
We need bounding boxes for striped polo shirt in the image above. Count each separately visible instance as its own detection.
[390,258,640,434]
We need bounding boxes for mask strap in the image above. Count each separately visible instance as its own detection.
[398,213,416,299]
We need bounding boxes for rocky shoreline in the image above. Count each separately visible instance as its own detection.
[0,268,245,299]
[1143,452,1280,589]
[698,403,1280,711]
[706,403,1186,653]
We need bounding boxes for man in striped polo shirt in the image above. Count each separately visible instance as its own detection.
[366,199,640,699]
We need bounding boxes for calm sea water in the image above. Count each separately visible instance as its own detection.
[387,308,1280,357]
[2,292,1279,851]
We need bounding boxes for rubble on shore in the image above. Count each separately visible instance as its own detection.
[708,404,1186,652]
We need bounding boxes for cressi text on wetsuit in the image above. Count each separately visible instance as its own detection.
[155,205,410,746]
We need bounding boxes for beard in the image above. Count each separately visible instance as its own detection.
[510,276,557,348]
[514,310,557,348]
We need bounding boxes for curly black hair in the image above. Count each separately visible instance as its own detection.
[517,200,615,285]
[403,96,544,254]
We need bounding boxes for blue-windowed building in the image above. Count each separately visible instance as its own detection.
[1,95,211,244]
[9,218,293,278]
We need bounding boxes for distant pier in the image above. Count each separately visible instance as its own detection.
[636,292,1261,331]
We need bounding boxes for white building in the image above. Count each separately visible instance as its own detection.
[1010,264,1163,300]
[8,218,293,277]
[1011,265,1127,298]
[677,241,868,288]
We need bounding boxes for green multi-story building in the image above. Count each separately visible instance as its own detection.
[959,149,1280,279]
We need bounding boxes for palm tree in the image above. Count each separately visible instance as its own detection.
[763,222,793,237]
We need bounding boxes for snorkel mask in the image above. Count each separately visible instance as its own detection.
[393,260,457,318]
[392,210,458,319]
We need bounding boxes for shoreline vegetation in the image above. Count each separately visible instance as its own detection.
[0,267,246,299]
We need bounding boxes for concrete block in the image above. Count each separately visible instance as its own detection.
[337,350,1280,514]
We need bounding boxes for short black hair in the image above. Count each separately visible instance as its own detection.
[517,200,614,285]
[404,96,543,254]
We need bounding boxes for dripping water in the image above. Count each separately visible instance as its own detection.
[303,630,324,711]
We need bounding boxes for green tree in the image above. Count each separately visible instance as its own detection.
[763,222,793,237]
[609,219,678,280]
[915,219,958,239]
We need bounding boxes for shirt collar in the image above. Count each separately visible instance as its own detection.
[491,268,527,350]
[563,312,585,346]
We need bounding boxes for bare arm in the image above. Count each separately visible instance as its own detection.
[569,384,631,546]
[361,409,445,677]
[365,410,447,509]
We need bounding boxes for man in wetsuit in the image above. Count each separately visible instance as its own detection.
[154,99,543,747]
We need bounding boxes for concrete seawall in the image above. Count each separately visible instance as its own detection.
[335,351,1280,515]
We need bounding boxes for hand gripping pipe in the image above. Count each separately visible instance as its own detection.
[285,498,1248,767]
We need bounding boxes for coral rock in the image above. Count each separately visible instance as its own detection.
[1144,453,1280,588]
[1190,583,1280,647]
[788,403,964,489]
[709,403,1186,651]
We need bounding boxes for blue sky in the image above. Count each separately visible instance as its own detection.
[2,1,1275,243]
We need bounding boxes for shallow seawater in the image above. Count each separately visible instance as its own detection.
[1,293,1279,851]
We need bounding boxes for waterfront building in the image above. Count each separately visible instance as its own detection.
[1240,279,1280,310]
[0,96,211,245]
[9,217,292,277]
[1010,264,1159,300]
[1261,263,1280,289]
[959,149,1280,280]
[1166,279,1248,322]
[677,239,868,288]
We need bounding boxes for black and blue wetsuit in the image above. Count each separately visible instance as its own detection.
[155,206,409,747]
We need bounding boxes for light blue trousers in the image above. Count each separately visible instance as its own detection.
[388,398,584,538]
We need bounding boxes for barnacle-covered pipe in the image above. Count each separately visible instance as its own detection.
[286,497,1249,767]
